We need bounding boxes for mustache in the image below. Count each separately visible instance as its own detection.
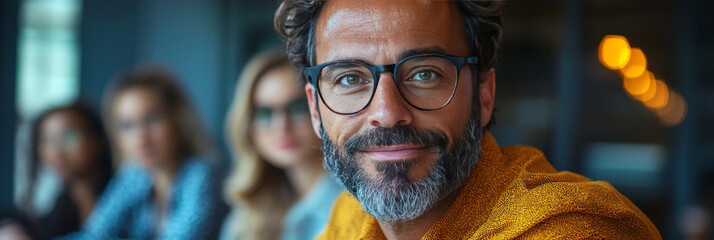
[342,126,450,155]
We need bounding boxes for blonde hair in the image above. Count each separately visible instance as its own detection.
[224,49,298,240]
[102,65,215,165]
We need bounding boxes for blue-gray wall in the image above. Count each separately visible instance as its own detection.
[79,0,140,106]
[136,0,225,139]
[0,0,19,217]
[79,0,284,160]
[80,0,232,154]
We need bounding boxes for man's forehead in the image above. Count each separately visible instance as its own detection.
[314,0,467,64]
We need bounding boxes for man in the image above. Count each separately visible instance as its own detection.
[275,1,661,239]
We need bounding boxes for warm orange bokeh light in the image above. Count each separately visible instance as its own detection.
[644,80,669,109]
[598,34,685,126]
[634,78,658,102]
[656,91,687,127]
[654,91,677,115]
[624,71,652,96]
[599,35,631,70]
[620,48,647,78]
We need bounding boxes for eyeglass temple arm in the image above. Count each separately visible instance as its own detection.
[466,56,479,64]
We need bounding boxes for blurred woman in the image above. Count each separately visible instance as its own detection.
[65,67,226,239]
[220,50,343,240]
[0,102,113,240]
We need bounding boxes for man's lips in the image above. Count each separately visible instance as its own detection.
[361,145,430,162]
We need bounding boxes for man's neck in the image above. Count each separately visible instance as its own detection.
[378,192,458,240]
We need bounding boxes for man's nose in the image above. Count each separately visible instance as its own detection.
[366,72,413,128]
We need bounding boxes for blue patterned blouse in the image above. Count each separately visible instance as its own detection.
[61,157,227,239]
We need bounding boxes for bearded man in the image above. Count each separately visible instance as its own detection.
[274,1,661,239]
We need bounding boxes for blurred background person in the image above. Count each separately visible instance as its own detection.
[0,102,113,240]
[221,50,342,240]
[63,67,226,239]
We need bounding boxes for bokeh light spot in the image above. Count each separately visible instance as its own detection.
[634,78,658,102]
[620,48,647,78]
[644,80,669,109]
[599,35,631,70]
[656,91,687,126]
[624,71,652,96]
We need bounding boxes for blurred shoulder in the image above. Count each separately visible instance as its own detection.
[110,160,151,186]
[179,156,221,180]
[218,209,240,240]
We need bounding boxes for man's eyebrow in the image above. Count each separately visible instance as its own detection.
[323,46,447,65]
[398,47,447,60]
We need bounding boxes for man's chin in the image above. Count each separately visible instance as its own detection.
[354,165,447,223]
[361,157,420,182]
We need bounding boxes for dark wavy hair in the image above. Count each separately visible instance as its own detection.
[22,101,114,215]
[274,0,502,129]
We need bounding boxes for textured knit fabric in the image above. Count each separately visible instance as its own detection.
[317,131,661,239]
[61,157,227,240]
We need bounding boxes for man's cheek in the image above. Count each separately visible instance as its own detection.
[326,117,360,147]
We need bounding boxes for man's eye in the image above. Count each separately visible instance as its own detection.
[413,71,436,81]
[337,75,362,86]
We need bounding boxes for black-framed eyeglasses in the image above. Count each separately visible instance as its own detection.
[305,54,478,115]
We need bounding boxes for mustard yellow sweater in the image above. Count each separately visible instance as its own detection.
[317,131,661,239]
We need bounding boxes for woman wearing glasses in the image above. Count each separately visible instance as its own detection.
[220,49,342,240]
[63,67,226,239]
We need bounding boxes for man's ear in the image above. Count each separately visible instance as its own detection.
[479,68,496,128]
[306,84,322,139]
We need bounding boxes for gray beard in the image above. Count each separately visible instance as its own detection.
[320,114,483,223]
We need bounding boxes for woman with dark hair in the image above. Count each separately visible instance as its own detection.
[63,66,226,239]
[0,102,113,240]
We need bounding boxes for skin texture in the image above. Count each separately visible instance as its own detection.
[251,65,324,196]
[307,1,496,239]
